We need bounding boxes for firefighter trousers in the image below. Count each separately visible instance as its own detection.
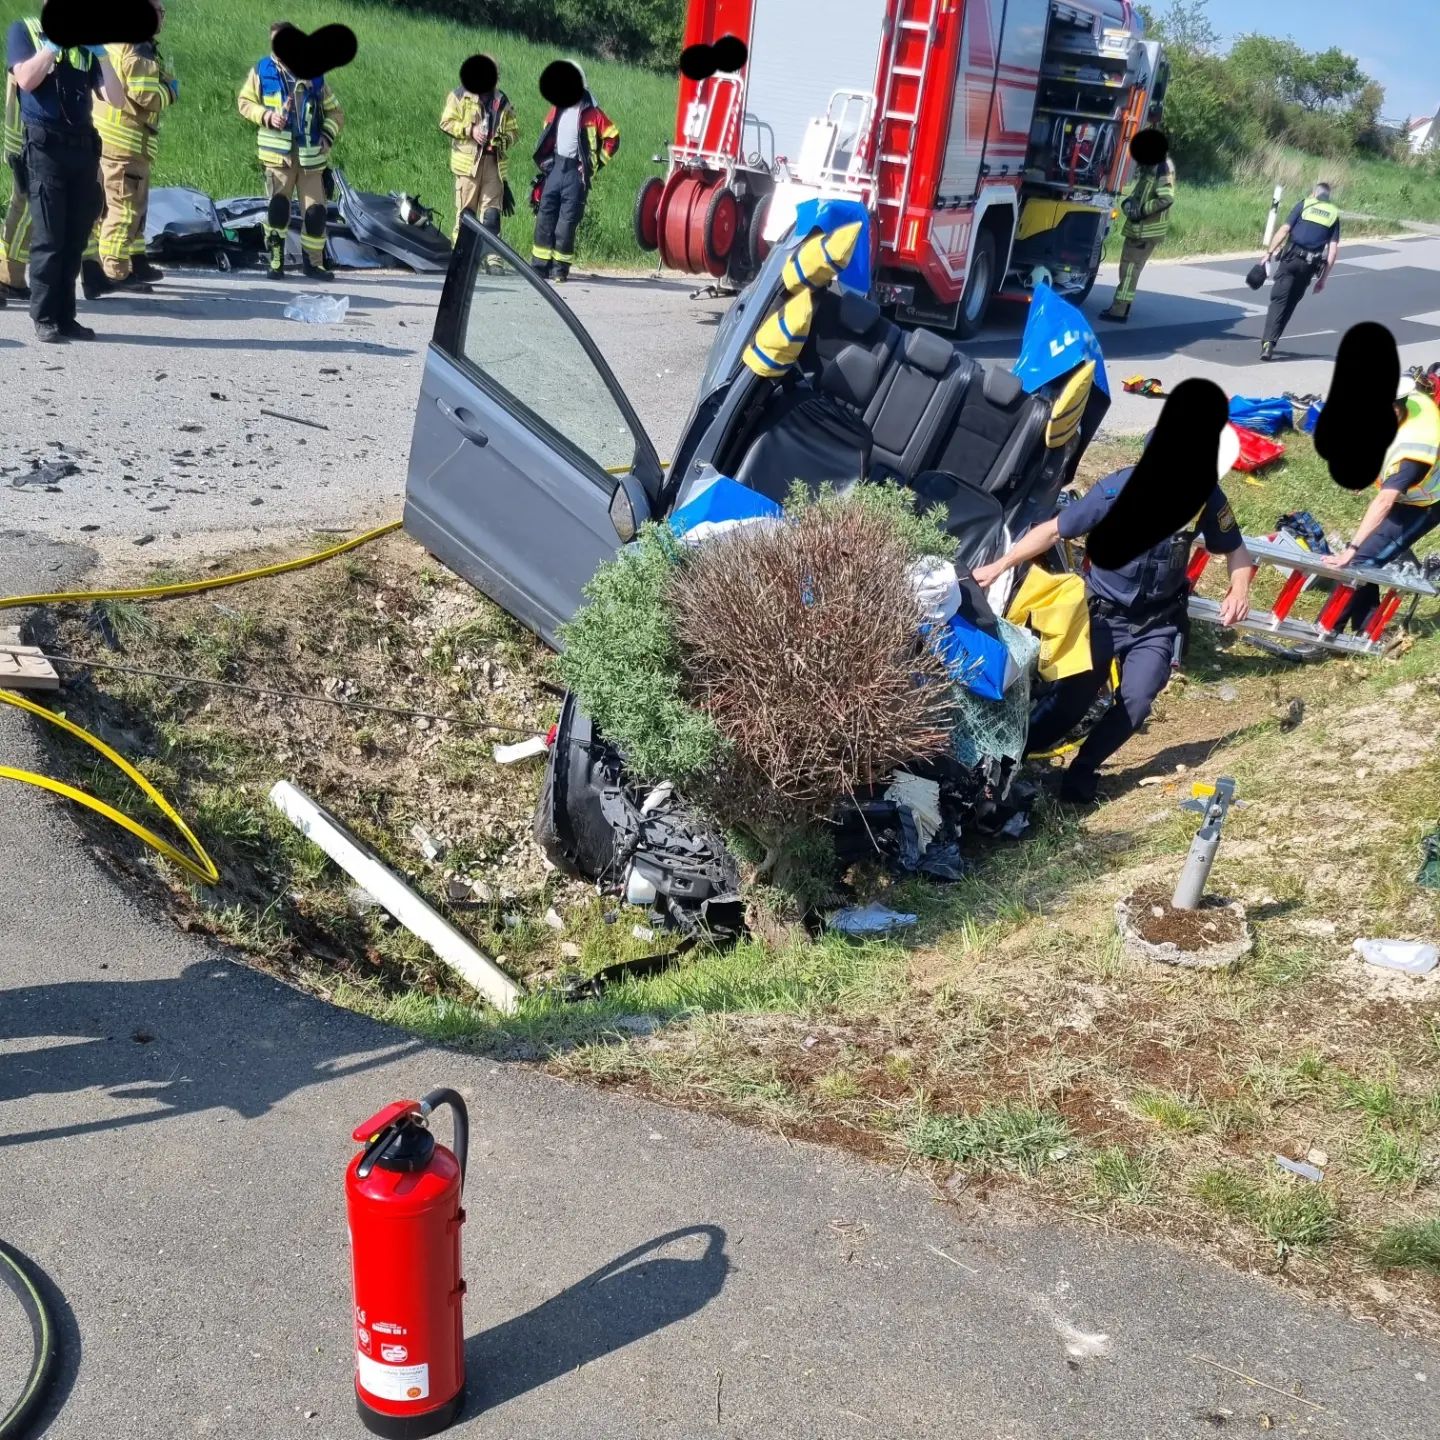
[264,159,328,263]
[0,168,30,289]
[97,153,150,281]
[1335,504,1440,634]
[1263,252,1322,348]
[454,154,503,243]
[532,156,585,277]
[1110,237,1157,315]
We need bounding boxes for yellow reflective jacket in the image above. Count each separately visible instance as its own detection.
[1380,393,1440,507]
[439,88,519,180]
[94,42,174,161]
[1122,160,1176,242]
[238,60,343,171]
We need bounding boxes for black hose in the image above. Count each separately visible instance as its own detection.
[421,1088,469,1194]
[0,1241,57,1440]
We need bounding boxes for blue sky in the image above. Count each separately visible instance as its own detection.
[1195,0,1439,121]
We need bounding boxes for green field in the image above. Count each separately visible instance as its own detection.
[4,1,1437,268]
[0,0,678,265]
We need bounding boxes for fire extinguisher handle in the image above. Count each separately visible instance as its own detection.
[421,1087,469,1193]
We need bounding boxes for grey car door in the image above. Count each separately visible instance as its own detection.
[404,217,665,648]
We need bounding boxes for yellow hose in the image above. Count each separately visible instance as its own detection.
[0,520,403,884]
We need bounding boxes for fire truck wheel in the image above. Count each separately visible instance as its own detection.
[1072,264,1099,305]
[745,193,772,275]
[956,230,998,340]
[701,184,739,276]
[633,176,664,252]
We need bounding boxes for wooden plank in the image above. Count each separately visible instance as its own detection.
[268,780,521,1014]
[0,643,60,692]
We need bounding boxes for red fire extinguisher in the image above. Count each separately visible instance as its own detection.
[346,1088,469,1438]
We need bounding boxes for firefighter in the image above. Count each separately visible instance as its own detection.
[531,62,618,283]
[237,21,344,280]
[1328,377,1440,632]
[972,432,1256,804]
[5,18,124,342]
[439,57,518,267]
[0,52,29,300]
[87,0,175,294]
[1259,181,1340,361]
[1099,153,1176,323]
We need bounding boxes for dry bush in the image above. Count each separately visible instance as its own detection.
[669,501,957,856]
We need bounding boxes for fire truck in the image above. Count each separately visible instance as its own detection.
[634,0,1168,336]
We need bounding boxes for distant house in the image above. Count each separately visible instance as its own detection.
[1409,110,1439,154]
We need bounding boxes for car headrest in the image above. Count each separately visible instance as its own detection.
[818,342,888,409]
[980,366,1024,407]
[836,290,883,337]
[902,325,954,377]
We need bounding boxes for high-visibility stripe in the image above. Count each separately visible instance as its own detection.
[532,245,554,261]
[1382,394,1440,506]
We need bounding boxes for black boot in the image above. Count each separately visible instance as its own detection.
[82,260,113,299]
[265,234,286,279]
[302,255,333,281]
[131,258,165,284]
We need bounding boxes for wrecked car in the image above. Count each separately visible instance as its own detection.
[403,213,1107,926]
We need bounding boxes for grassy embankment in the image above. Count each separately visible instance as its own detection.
[30,426,1440,1325]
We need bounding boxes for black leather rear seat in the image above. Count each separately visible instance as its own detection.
[931,365,1050,503]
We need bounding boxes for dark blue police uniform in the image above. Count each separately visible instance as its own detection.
[1027,467,1244,798]
[1263,197,1341,353]
[5,21,103,337]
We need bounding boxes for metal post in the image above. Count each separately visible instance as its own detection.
[1172,777,1237,910]
[1262,185,1284,248]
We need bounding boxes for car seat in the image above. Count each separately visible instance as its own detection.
[909,468,1006,574]
[864,326,974,485]
[931,365,1050,503]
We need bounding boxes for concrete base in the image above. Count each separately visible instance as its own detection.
[1114,893,1253,971]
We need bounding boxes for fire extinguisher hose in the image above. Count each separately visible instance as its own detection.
[0,1241,57,1440]
[421,1088,469,1192]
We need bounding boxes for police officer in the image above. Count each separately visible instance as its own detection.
[1328,376,1440,633]
[5,17,124,341]
[973,429,1256,803]
[1260,181,1340,361]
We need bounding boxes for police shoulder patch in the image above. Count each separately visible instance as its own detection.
[1216,501,1237,530]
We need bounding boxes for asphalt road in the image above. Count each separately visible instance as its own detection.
[4,241,1440,1438]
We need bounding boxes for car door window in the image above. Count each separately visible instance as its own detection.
[456,250,641,479]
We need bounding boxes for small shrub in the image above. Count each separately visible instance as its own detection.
[557,524,721,784]
[1193,1166,1341,1256]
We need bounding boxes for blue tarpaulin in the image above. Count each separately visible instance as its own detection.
[1012,283,1110,398]
[791,197,871,295]
[1228,395,1294,435]
[668,475,783,546]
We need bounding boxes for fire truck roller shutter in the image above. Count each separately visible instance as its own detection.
[743,0,888,185]
[941,0,1048,200]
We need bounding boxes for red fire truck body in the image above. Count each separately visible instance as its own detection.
[635,0,1168,335]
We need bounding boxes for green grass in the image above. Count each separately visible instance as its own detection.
[1133,1087,1209,1135]
[1194,1166,1342,1257]
[0,0,677,267]
[906,1103,1072,1176]
[1090,1145,1161,1206]
[1372,1220,1440,1274]
[1356,1129,1427,1191]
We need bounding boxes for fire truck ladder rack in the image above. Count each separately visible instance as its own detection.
[1187,533,1439,657]
[872,0,938,251]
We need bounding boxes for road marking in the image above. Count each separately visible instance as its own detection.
[1402,309,1440,328]
[1282,330,1336,340]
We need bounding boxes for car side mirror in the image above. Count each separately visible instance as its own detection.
[609,472,653,543]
